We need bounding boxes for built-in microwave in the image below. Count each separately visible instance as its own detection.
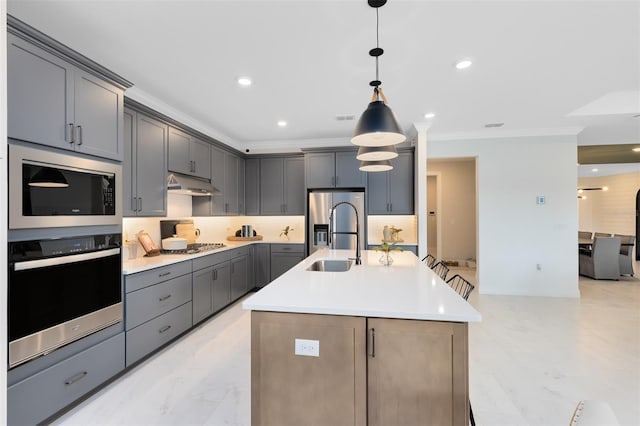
[9,143,122,229]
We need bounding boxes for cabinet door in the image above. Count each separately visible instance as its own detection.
[230,255,248,301]
[212,262,231,312]
[245,158,260,215]
[283,157,305,215]
[209,146,226,215]
[135,114,168,216]
[388,152,414,214]
[191,138,211,179]
[123,109,137,216]
[260,158,284,215]
[73,69,124,160]
[7,33,73,150]
[192,267,214,324]
[225,154,240,215]
[335,151,366,188]
[238,158,245,214]
[251,312,366,426]
[255,244,271,287]
[367,170,389,214]
[305,153,335,188]
[367,318,469,426]
[270,252,304,281]
[168,127,192,175]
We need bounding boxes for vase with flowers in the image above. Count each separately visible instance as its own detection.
[373,242,403,266]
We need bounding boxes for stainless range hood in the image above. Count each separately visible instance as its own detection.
[167,173,221,196]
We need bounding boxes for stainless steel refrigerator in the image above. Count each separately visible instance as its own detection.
[307,190,366,255]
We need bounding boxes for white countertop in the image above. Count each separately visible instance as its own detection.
[122,240,303,275]
[242,248,482,323]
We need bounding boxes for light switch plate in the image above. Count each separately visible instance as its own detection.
[294,338,320,357]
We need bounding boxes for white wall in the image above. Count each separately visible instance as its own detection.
[427,158,476,263]
[428,135,579,297]
[578,171,640,236]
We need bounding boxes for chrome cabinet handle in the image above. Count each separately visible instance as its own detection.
[158,325,171,334]
[65,371,88,385]
[158,294,172,302]
[369,328,376,358]
[77,125,83,145]
[68,123,75,144]
[158,272,171,278]
[137,197,142,212]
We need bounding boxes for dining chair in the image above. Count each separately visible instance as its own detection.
[579,236,621,280]
[431,261,449,280]
[421,253,437,268]
[446,274,476,301]
[614,234,635,276]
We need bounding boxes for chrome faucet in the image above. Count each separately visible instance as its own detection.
[328,201,361,265]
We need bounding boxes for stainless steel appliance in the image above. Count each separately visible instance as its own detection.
[9,143,122,229]
[307,190,366,255]
[8,233,123,368]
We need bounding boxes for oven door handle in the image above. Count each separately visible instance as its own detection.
[13,248,121,271]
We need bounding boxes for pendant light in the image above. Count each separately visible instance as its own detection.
[356,145,398,161]
[351,0,406,148]
[359,159,393,172]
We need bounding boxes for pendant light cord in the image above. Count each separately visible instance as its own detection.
[375,7,380,86]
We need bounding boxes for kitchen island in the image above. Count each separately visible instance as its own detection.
[243,248,481,426]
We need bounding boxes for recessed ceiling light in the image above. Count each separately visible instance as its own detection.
[424,112,436,119]
[455,59,473,69]
[237,76,252,86]
[633,147,640,152]
[591,168,599,172]
[277,120,287,127]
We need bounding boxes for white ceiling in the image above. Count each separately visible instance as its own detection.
[7,0,640,154]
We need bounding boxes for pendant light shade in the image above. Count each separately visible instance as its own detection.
[356,144,398,161]
[352,100,406,146]
[28,167,69,188]
[359,159,393,172]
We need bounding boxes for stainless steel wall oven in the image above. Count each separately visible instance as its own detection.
[8,233,123,368]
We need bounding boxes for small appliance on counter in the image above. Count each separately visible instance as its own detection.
[159,219,226,254]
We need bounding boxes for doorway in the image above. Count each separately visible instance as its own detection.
[427,175,439,257]
[636,189,639,260]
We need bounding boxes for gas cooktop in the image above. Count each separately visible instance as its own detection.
[160,242,226,255]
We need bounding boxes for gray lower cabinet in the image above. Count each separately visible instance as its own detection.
[260,157,305,215]
[123,108,168,216]
[8,332,125,425]
[367,151,414,214]
[230,254,248,301]
[7,32,125,161]
[270,244,305,281]
[124,262,193,367]
[255,244,271,288]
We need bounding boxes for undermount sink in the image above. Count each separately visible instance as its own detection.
[306,259,353,272]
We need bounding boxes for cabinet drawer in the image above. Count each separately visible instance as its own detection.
[270,243,304,254]
[230,246,250,258]
[125,274,192,330]
[126,302,192,366]
[125,261,192,293]
[8,333,125,426]
[193,251,234,271]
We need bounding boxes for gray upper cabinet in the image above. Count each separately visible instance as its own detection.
[306,151,365,188]
[245,158,260,216]
[168,127,211,179]
[8,33,124,161]
[367,151,414,215]
[123,108,168,217]
[196,148,245,216]
[260,157,305,215]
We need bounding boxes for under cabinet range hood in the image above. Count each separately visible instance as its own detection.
[167,173,220,196]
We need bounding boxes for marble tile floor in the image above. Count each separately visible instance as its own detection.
[53,270,640,426]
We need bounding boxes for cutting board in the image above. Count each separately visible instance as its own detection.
[175,223,198,244]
